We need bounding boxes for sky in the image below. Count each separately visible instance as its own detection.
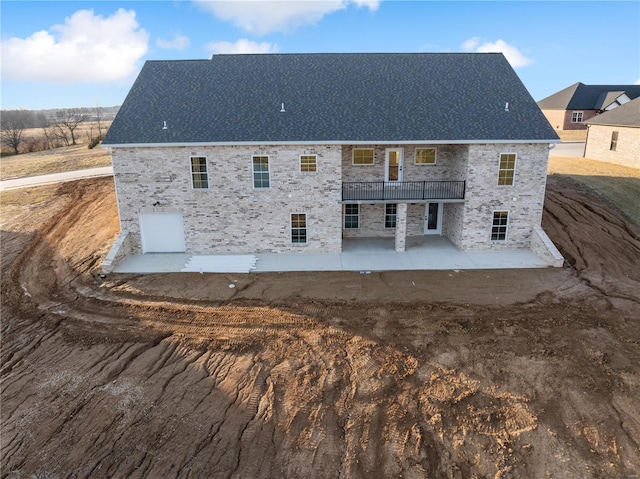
[1,0,639,110]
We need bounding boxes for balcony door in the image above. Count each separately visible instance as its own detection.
[385,148,404,182]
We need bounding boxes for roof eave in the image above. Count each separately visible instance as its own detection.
[103,138,560,149]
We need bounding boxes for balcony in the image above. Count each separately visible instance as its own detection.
[342,180,466,202]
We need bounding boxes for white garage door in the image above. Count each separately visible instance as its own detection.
[139,212,186,253]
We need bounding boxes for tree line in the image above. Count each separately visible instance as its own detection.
[0,106,118,155]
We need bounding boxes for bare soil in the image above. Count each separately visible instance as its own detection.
[1,172,639,478]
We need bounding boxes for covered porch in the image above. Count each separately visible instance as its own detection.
[112,236,552,274]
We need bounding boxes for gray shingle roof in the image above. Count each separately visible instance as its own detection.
[103,53,558,145]
[584,97,640,127]
[537,82,640,110]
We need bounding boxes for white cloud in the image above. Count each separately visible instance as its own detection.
[157,33,191,50]
[462,37,533,68]
[195,0,380,35]
[1,9,148,84]
[635,78,640,85]
[207,38,279,54]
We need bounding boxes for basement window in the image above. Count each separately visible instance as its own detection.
[491,211,509,241]
[291,213,307,244]
[344,204,359,229]
[385,204,397,228]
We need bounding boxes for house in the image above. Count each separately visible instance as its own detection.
[101,53,562,271]
[583,97,640,169]
[538,82,640,132]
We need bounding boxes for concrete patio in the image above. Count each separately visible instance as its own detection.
[113,236,555,274]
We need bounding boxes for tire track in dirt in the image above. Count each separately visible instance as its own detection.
[2,177,640,478]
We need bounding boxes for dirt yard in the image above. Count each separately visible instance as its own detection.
[1,166,639,477]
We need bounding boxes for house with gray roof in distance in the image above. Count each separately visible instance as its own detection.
[538,82,640,132]
[584,97,640,169]
[101,53,562,271]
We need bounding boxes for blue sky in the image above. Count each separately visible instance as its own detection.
[1,1,639,110]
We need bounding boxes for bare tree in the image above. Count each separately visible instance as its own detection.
[94,104,104,137]
[1,109,31,154]
[52,108,87,145]
[45,121,70,147]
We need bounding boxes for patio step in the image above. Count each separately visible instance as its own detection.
[181,255,257,273]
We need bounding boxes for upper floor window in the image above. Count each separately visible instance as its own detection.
[353,148,374,165]
[571,111,583,123]
[415,148,436,165]
[190,156,209,189]
[491,211,509,241]
[300,155,317,172]
[610,131,619,151]
[498,153,516,186]
[252,156,270,188]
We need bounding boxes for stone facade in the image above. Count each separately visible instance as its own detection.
[584,125,640,169]
[455,143,550,250]
[109,140,557,264]
[111,144,343,255]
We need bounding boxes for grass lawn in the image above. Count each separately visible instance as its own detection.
[0,144,111,180]
[548,155,640,226]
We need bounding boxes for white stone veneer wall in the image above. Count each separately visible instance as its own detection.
[111,144,343,255]
[454,143,551,250]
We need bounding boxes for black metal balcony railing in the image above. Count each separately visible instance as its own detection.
[342,180,466,202]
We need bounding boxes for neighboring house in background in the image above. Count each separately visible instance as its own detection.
[538,83,640,132]
[102,53,562,271]
[584,97,640,169]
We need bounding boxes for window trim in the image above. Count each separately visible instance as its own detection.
[491,210,509,241]
[385,203,397,228]
[571,111,583,123]
[344,204,360,229]
[415,147,437,165]
[352,148,375,166]
[300,154,318,173]
[497,152,517,187]
[252,155,271,189]
[610,131,618,151]
[190,156,209,190]
[290,212,308,245]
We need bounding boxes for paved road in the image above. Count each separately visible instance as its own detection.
[0,166,113,191]
[552,142,585,158]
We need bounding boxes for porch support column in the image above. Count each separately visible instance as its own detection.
[394,203,408,252]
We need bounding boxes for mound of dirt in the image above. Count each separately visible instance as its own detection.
[1,176,639,478]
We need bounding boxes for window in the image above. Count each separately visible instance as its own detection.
[385,204,397,228]
[300,155,317,172]
[252,156,270,188]
[491,211,509,241]
[610,131,619,151]
[498,153,516,186]
[190,157,209,189]
[291,213,307,244]
[344,204,359,229]
[571,111,583,123]
[415,148,436,165]
[353,148,374,165]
